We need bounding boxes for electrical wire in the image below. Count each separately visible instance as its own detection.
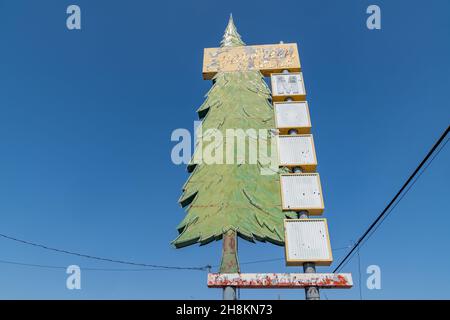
[0,229,351,273]
[335,135,449,273]
[0,233,209,271]
[333,126,449,273]
[360,137,449,248]
[0,247,353,274]
[0,258,173,272]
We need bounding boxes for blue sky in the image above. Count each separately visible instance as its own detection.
[0,0,449,299]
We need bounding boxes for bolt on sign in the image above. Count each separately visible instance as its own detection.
[202,43,301,80]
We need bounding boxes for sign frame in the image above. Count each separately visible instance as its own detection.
[284,218,333,266]
[279,173,325,215]
[202,43,301,80]
[274,101,312,135]
[270,72,306,102]
[277,134,317,172]
[207,272,352,288]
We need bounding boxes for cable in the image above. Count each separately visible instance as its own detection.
[362,137,449,246]
[336,135,449,272]
[0,258,174,272]
[333,126,449,273]
[0,233,209,271]
[0,247,352,274]
[0,247,351,274]
[334,130,449,272]
[0,233,351,273]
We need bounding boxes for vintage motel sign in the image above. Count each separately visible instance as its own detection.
[199,16,353,297]
[271,72,306,101]
[277,134,317,172]
[274,101,311,135]
[280,173,324,215]
[284,219,333,266]
[207,273,352,288]
[202,43,301,80]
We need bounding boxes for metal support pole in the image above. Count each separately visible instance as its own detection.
[291,166,320,300]
[223,286,237,300]
[284,66,320,300]
[303,262,320,300]
[220,230,240,300]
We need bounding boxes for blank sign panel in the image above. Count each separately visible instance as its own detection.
[284,219,333,266]
[280,173,324,214]
[274,101,311,134]
[277,135,317,171]
[271,73,306,102]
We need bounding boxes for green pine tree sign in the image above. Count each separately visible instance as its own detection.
[173,16,296,272]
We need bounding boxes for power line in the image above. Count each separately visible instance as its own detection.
[333,126,449,273]
[0,258,179,272]
[0,246,353,274]
[0,233,209,271]
[356,138,447,250]
[0,227,351,273]
[334,128,449,272]
[335,133,449,272]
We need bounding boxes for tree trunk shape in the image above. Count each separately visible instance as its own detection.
[220,229,239,274]
[220,230,239,300]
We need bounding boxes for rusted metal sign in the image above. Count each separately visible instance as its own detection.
[208,273,353,289]
[203,43,301,79]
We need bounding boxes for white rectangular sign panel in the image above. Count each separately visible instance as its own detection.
[284,219,333,266]
[274,101,311,134]
[271,73,306,101]
[280,173,324,214]
[277,135,317,171]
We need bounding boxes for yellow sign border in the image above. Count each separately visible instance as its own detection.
[202,43,301,79]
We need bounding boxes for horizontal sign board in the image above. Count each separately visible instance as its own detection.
[280,173,324,214]
[277,135,317,171]
[271,72,306,102]
[284,219,333,266]
[274,101,311,134]
[203,43,301,79]
[207,273,352,288]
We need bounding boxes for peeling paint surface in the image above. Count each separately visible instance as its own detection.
[207,273,353,289]
[203,43,301,79]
